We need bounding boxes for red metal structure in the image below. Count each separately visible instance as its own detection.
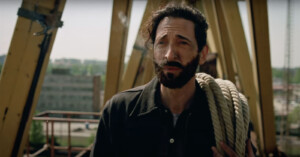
[26,111,100,157]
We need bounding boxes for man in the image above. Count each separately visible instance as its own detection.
[91,3,254,157]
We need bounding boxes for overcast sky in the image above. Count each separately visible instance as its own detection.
[0,0,299,68]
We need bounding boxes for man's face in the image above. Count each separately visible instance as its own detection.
[153,17,199,88]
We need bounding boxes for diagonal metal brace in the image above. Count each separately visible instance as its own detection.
[17,7,63,35]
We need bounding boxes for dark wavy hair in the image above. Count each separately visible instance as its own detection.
[144,2,208,52]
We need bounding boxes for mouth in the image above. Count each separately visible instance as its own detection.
[154,60,184,73]
[163,65,182,72]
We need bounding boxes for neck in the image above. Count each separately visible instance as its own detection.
[160,76,196,114]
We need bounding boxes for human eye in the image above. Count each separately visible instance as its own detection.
[180,41,188,45]
[158,41,164,44]
[155,39,165,47]
[178,39,189,46]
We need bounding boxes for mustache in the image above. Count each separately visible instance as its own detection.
[158,60,184,69]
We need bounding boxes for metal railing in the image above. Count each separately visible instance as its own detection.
[25,110,100,157]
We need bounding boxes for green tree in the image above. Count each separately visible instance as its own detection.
[90,64,102,75]
[46,62,53,74]
[46,59,107,77]
[88,133,96,145]
[102,74,106,89]
[29,120,44,144]
[288,105,300,124]
[292,68,300,83]
[272,68,284,79]
[87,64,92,75]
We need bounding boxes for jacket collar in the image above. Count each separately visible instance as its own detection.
[129,77,161,118]
[128,77,207,118]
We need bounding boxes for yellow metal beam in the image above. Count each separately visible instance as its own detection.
[120,0,169,91]
[246,0,276,154]
[141,51,155,85]
[93,76,102,112]
[103,0,133,104]
[133,51,155,87]
[0,0,66,156]
[214,0,237,83]
[218,0,264,154]
[120,48,143,91]
[199,0,227,79]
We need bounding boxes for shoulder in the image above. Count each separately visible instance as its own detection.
[111,85,145,105]
[102,84,147,116]
[101,77,159,120]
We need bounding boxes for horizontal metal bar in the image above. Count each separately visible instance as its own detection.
[53,146,92,151]
[32,117,99,123]
[35,110,101,117]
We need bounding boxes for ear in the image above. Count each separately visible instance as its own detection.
[199,45,208,65]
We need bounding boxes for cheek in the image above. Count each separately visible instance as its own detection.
[153,49,164,61]
[182,53,199,66]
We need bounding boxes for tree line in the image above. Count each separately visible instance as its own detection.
[1,54,300,84]
[273,67,300,83]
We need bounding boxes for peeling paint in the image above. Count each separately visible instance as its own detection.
[118,11,129,27]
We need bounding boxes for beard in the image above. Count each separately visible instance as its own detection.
[154,54,199,89]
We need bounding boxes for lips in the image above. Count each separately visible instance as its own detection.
[163,65,182,71]
[154,61,184,73]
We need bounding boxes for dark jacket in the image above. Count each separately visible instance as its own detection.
[90,77,216,157]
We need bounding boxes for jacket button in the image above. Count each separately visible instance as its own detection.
[169,138,175,144]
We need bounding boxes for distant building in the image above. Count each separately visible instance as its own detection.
[273,83,300,135]
[83,59,103,64]
[36,68,102,114]
[53,58,81,66]
[273,83,300,103]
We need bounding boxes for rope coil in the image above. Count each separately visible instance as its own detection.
[196,73,249,157]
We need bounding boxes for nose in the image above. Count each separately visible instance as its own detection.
[164,43,178,61]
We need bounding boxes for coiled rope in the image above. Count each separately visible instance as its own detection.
[195,73,249,157]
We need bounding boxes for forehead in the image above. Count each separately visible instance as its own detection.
[156,17,195,39]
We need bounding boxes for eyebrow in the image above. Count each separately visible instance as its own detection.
[157,34,167,41]
[177,35,192,43]
[156,34,192,43]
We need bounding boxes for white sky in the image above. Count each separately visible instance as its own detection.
[0,0,299,68]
